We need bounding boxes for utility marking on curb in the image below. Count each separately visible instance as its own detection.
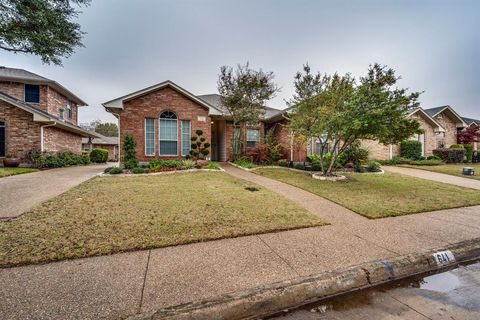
[380,261,395,280]
[433,250,455,266]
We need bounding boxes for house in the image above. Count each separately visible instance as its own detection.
[103,79,479,163]
[82,133,119,161]
[0,67,96,163]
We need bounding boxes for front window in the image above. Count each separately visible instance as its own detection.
[159,111,178,155]
[145,118,155,156]
[24,84,40,103]
[246,129,260,148]
[181,120,191,156]
[0,120,5,157]
[67,102,73,119]
[59,108,64,120]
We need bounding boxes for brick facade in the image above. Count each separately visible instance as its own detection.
[118,86,212,162]
[269,119,307,161]
[433,112,458,148]
[225,121,265,161]
[43,126,82,154]
[0,100,41,159]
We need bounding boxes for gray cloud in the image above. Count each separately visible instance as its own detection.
[1,0,479,123]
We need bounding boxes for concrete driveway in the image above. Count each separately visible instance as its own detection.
[0,163,111,219]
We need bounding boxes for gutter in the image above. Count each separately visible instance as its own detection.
[40,121,57,152]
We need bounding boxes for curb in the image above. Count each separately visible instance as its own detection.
[128,238,480,320]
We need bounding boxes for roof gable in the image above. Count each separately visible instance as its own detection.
[408,108,445,132]
[424,105,467,128]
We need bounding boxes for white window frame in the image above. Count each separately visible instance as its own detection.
[159,111,178,156]
[181,120,191,156]
[145,118,156,156]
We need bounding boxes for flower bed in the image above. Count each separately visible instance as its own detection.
[104,160,221,175]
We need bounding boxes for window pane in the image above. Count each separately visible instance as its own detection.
[160,118,177,155]
[160,141,177,155]
[307,138,312,155]
[0,122,4,157]
[246,129,260,148]
[145,118,155,155]
[181,120,190,156]
[25,84,40,103]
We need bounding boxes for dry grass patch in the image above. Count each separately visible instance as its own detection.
[0,171,324,267]
[254,168,480,218]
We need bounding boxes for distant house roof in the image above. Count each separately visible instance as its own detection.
[0,66,87,106]
[424,105,467,127]
[81,133,118,145]
[196,93,284,120]
[0,91,96,137]
[462,117,480,126]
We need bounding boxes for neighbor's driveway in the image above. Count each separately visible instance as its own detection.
[0,163,111,219]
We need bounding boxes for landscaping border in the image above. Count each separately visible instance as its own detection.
[99,168,224,177]
[129,238,480,320]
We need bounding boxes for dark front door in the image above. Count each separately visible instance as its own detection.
[0,121,5,157]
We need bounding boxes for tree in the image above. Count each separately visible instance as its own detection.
[123,133,138,169]
[95,122,118,137]
[288,63,422,176]
[0,0,90,65]
[457,124,480,144]
[218,62,279,159]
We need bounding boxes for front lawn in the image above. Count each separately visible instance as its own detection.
[254,168,480,219]
[0,167,38,178]
[401,163,480,181]
[0,171,324,267]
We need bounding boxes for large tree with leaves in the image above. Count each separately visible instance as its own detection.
[288,63,422,176]
[0,0,90,65]
[218,63,279,159]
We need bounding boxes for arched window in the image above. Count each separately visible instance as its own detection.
[159,111,178,155]
[0,120,5,158]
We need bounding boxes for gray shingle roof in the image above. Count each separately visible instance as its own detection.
[81,133,118,145]
[0,66,87,105]
[196,93,284,119]
[462,117,480,126]
[423,106,448,118]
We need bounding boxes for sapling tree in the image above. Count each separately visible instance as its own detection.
[123,133,138,169]
[288,63,422,176]
[218,62,279,159]
[189,130,210,160]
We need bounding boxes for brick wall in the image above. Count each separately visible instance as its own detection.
[119,86,211,162]
[225,121,265,161]
[43,126,82,154]
[0,100,41,160]
[0,81,24,100]
[270,119,307,161]
[433,112,459,148]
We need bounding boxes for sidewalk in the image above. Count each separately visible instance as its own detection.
[1,166,480,319]
[383,165,480,190]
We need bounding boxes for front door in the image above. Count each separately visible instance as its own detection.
[0,121,5,158]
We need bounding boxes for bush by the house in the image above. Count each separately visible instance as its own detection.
[450,144,464,149]
[426,155,442,160]
[462,144,473,162]
[278,159,288,167]
[123,133,139,169]
[410,159,444,166]
[132,167,145,174]
[206,161,220,170]
[400,140,422,160]
[337,142,369,166]
[29,150,90,168]
[294,163,305,170]
[178,159,196,170]
[366,160,381,172]
[109,167,123,174]
[104,166,114,173]
[89,148,108,163]
[245,143,270,164]
[149,159,181,168]
[433,148,466,163]
[234,157,255,169]
[189,130,210,160]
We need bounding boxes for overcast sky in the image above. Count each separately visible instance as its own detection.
[1,0,479,123]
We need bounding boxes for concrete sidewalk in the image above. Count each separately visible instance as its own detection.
[384,165,480,190]
[1,166,480,319]
[0,163,111,219]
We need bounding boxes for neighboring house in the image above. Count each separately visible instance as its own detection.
[0,67,96,163]
[82,133,119,161]
[103,79,479,163]
[460,116,480,150]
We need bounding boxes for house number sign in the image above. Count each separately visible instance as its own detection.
[432,250,455,266]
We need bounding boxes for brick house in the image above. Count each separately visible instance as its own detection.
[0,67,97,163]
[103,79,478,163]
[82,133,119,161]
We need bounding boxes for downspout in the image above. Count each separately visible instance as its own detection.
[40,121,57,152]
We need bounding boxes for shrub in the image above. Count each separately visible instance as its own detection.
[426,155,442,160]
[149,159,181,168]
[189,130,210,160]
[400,140,422,160]
[410,159,444,166]
[337,142,369,166]
[104,167,114,173]
[245,143,270,164]
[123,133,139,169]
[268,144,283,163]
[366,160,381,172]
[277,159,288,167]
[463,144,473,162]
[355,163,365,173]
[294,163,305,170]
[90,148,108,163]
[206,161,220,170]
[109,167,123,174]
[450,144,464,149]
[28,150,90,168]
[132,167,145,174]
[234,157,255,169]
[178,159,196,170]
[433,148,466,163]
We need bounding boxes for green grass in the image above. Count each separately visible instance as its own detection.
[254,168,480,219]
[401,163,480,180]
[0,167,38,178]
[0,171,325,267]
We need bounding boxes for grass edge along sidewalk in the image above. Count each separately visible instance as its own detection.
[129,238,480,320]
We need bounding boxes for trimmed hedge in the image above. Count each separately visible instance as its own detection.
[449,144,464,149]
[400,140,422,160]
[29,150,90,168]
[90,148,109,163]
[463,144,473,162]
[433,148,466,163]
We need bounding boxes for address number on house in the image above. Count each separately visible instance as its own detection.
[432,250,455,266]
